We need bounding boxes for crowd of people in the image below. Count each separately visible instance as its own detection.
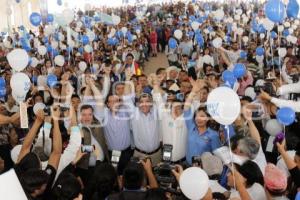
[0,0,300,199]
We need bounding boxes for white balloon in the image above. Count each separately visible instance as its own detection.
[265,119,283,136]
[44,25,56,36]
[292,24,297,30]
[51,41,58,49]
[121,27,128,35]
[136,29,141,34]
[112,15,121,25]
[234,15,241,21]
[84,45,93,53]
[54,55,65,67]
[262,18,274,31]
[7,49,29,72]
[284,22,291,28]
[174,30,183,40]
[236,28,244,35]
[244,87,256,100]
[58,33,65,41]
[38,46,47,56]
[191,21,200,31]
[260,33,265,39]
[215,9,224,21]
[236,9,243,16]
[242,36,249,43]
[256,55,264,63]
[68,40,75,48]
[60,44,67,50]
[10,73,31,95]
[30,57,39,68]
[78,61,87,72]
[212,37,223,48]
[11,145,22,164]
[76,21,83,28]
[207,87,241,125]
[62,9,74,24]
[286,35,293,42]
[290,36,298,44]
[4,40,12,49]
[278,48,287,58]
[12,90,27,102]
[132,35,137,40]
[179,167,209,200]
[86,31,96,41]
[278,25,284,32]
[33,103,46,115]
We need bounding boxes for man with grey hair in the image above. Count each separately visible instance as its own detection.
[230,107,267,174]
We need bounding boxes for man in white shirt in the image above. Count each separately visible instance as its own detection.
[126,93,162,166]
[153,76,187,163]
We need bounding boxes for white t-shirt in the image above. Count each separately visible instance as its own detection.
[230,183,266,200]
[253,146,267,175]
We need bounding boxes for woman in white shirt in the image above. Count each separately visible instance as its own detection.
[227,160,267,200]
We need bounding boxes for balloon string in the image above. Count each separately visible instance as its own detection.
[225,125,236,190]
[278,24,283,86]
[269,31,275,73]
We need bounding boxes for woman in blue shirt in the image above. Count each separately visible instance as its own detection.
[184,106,221,165]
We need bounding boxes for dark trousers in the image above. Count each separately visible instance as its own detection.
[109,147,134,175]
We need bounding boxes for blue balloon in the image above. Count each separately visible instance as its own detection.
[287,0,299,18]
[189,15,196,22]
[47,14,54,23]
[296,192,300,200]
[78,47,84,54]
[82,35,89,45]
[29,12,42,27]
[195,33,204,47]
[47,45,52,53]
[222,70,235,82]
[240,51,247,59]
[47,74,58,88]
[57,0,62,6]
[233,63,246,78]
[0,87,6,98]
[32,75,37,84]
[257,24,266,33]
[24,45,31,52]
[276,107,296,125]
[52,49,59,57]
[271,31,278,39]
[94,16,100,22]
[107,38,115,45]
[168,38,177,49]
[265,0,285,23]
[43,37,49,44]
[66,46,72,53]
[283,29,289,37]
[256,47,265,56]
[0,77,5,87]
[16,0,21,3]
[188,31,194,37]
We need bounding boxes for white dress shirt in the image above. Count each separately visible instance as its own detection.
[127,95,161,153]
[154,93,187,162]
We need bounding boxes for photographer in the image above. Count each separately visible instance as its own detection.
[107,158,158,200]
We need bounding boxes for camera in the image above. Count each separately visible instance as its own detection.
[192,155,202,167]
[154,144,176,186]
[254,82,276,96]
[291,73,299,83]
[43,106,70,116]
[81,145,95,153]
[111,150,121,168]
